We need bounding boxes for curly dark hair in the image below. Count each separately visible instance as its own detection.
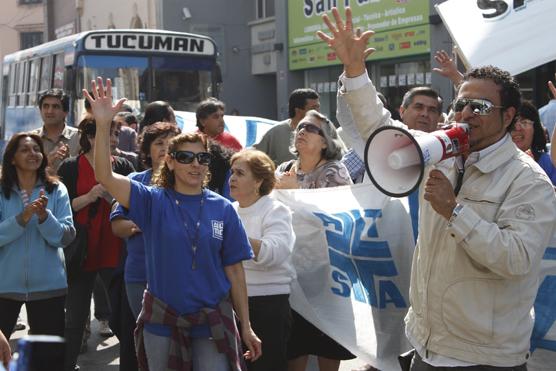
[1,133,59,198]
[463,66,521,132]
[38,88,69,112]
[137,122,181,168]
[152,132,209,189]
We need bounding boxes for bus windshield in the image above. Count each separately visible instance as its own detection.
[151,55,213,112]
[77,55,148,117]
[77,54,213,115]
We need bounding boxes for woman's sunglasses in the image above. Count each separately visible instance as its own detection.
[452,98,504,116]
[297,122,324,136]
[171,151,212,165]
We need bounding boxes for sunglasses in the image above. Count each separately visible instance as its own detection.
[171,151,212,165]
[297,122,324,136]
[452,98,504,116]
[515,118,534,129]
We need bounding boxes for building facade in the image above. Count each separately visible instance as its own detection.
[0,0,45,65]
[40,0,556,121]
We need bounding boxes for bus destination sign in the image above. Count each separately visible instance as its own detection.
[84,33,215,55]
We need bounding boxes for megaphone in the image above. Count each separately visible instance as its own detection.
[364,123,469,197]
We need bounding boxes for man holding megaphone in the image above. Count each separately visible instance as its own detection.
[319,7,556,371]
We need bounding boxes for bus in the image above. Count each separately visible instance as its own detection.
[0,29,220,145]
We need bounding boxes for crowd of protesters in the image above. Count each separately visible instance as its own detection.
[1,7,556,371]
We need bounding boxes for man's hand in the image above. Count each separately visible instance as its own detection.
[46,142,69,167]
[83,77,127,127]
[432,50,464,86]
[242,326,262,362]
[316,7,375,77]
[0,329,11,369]
[423,169,457,220]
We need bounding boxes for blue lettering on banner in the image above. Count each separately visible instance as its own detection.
[313,209,407,309]
[531,246,556,352]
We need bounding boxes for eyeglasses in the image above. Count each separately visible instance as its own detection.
[171,151,212,165]
[515,118,534,129]
[452,98,504,116]
[297,122,324,136]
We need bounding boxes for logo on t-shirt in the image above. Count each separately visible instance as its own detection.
[211,220,224,240]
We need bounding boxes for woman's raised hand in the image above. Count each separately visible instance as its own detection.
[82,77,127,127]
[316,7,375,77]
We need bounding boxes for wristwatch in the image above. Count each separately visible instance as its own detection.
[448,203,464,225]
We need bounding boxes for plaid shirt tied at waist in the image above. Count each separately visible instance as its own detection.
[134,290,246,371]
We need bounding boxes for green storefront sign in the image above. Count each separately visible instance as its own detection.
[288,0,431,70]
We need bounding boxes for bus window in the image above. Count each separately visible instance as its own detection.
[152,56,212,112]
[76,55,148,115]
[28,59,41,106]
[8,64,17,106]
[53,54,64,89]
[17,61,29,106]
[40,55,53,92]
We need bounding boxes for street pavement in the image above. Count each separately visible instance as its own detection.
[10,303,370,371]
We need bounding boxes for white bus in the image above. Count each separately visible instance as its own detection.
[0,29,220,147]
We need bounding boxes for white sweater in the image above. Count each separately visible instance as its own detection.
[234,195,296,297]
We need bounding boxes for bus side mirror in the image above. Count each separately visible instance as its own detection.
[64,67,74,93]
[213,63,222,98]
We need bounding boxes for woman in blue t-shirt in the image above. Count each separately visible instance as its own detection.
[85,77,262,371]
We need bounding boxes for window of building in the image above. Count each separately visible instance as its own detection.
[20,32,43,50]
[19,0,42,4]
[256,0,275,19]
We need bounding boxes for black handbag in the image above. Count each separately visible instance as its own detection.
[64,200,99,280]
[64,222,88,280]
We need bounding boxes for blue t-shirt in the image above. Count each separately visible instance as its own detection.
[110,169,152,283]
[123,180,253,337]
[538,152,556,186]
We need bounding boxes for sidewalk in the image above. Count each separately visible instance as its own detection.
[10,303,370,371]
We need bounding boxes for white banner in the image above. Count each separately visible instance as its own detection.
[274,184,556,370]
[274,183,415,371]
[435,0,556,75]
[174,111,278,148]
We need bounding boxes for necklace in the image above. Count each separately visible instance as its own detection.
[170,189,205,270]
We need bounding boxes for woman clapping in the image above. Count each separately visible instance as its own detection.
[0,133,74,341]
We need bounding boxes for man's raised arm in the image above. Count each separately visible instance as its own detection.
[319,7,404,147]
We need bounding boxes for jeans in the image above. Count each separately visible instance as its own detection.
[143,329,231,371]
[125,281,146,319]
[0,296,65,339]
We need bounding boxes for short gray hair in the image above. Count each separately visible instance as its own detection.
[290,110,344,161]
